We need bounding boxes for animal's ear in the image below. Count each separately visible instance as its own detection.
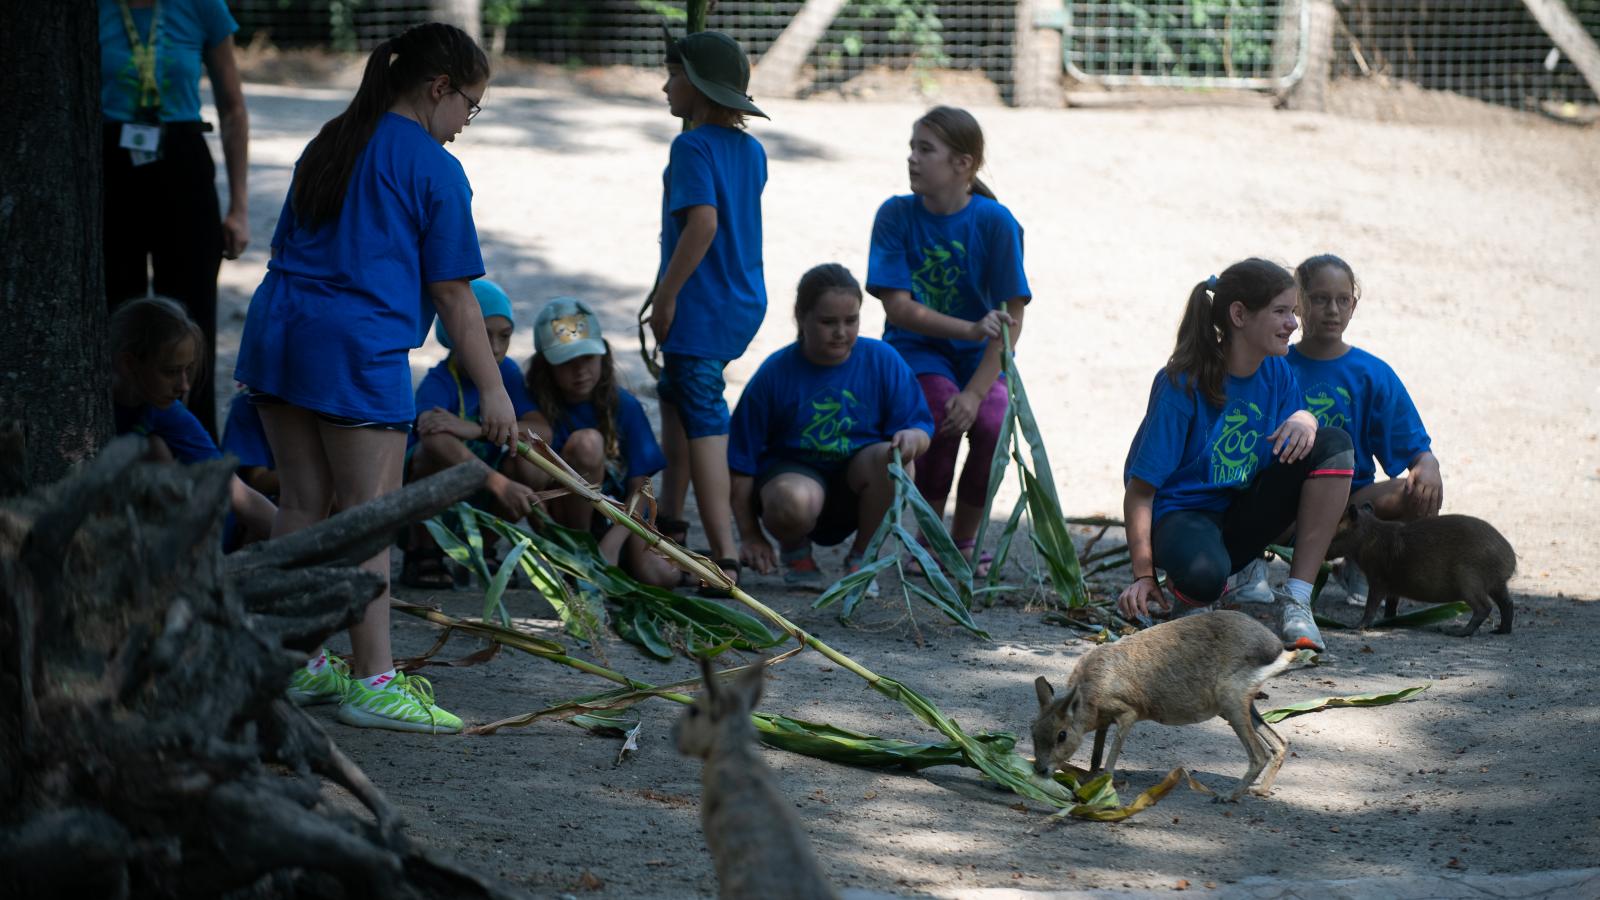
[1059,686,1083,721]
[698,656,718,703]
[1034,676,1054,709]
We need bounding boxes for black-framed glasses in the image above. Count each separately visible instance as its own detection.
[452,87,482,122]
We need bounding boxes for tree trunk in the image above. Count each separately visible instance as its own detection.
[433,0,483,45]
[0,448,514,898]
[0,0,111,489]
[747,0,851,99]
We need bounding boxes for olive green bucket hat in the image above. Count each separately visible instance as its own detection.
[662,26,768,120]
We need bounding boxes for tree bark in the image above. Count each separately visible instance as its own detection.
[0,443,514,898]
[747,0,850,99]
[0,0,112,488]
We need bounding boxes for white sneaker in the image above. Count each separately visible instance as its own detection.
[1276,590,1326,653]
[1223,558,1275,604]
[1336,561,1370,608]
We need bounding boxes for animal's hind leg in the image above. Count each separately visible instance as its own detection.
[1491,586,1514,634]
[1222,704,1270,803]
[1248,705,1289,796]
[1443,593,1491,637]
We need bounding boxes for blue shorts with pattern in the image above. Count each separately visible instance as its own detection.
[657,354,731,439]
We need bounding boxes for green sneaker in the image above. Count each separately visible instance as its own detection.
[288,653,350,706]
[336,672,463,734]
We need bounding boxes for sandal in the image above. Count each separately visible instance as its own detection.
[400,545,454,590]
[954,539,994,580]
[696,558,741,598]
[658,516,690,547]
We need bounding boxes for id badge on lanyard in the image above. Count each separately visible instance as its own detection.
[118,0,165,166]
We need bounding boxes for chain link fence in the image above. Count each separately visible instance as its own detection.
[1333,0,1600,109]
[231,1,1600,110]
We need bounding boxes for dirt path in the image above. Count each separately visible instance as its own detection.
[211,71,1599,897]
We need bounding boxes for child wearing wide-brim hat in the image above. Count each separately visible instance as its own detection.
[646,27,769,596]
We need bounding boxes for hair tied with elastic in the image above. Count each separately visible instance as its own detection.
[1206,274,1219,291]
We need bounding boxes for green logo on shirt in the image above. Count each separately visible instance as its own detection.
[800,388,860,460]
[911,240,967,315]
[1209,400,1265,486]
[1304,383,1352,431]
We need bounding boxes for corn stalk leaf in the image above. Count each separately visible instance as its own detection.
[813,555,897,611]
[985,491,1030,594]
[481,537,529,628]
[970,327,1018,561]
[1374,602,1472,628]
[1260,685,1431,724]
[904,580,989,639]
[1049,766,1214,822]
[893,524,986,636]
[888,459,972,598]
[570,707,640,736]
[1019,463,1091,607]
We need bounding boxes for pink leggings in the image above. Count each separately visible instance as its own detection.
[915,374,1009,515]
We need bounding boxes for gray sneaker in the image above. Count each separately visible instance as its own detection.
[1276,591,1325,652]
[1223,558,1275,604]
[1336,561,1370,608]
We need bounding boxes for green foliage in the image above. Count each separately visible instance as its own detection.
[825,0,950,72]
[1076,0,1280,79]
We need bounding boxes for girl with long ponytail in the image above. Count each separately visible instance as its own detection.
[1120,259,1354,654]
[235,22,506,735]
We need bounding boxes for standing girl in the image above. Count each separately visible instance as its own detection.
[648,29,769,594]
[101,0,251,439]
[525,298,681,589]
[865,106,1028,578]
[1288,254,1441,605]
[235,23,510,734]
[728,264,934,587]
[1119,259,1353,652]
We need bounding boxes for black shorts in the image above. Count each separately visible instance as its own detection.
[754,460,857,548]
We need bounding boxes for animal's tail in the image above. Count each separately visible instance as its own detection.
[1251,650,1299,686]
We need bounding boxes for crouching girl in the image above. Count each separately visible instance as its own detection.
[729,264,934,587]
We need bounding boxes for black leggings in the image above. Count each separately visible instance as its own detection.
[1153,427,1353,606]
[103,122,223,439]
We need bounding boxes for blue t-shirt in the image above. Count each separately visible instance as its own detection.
[221,391,275,470]
[100,0,237,123]
[408,356,537,447]
[728,337,936,476]
[534,389,666,493]
[1287,345,1431,490]
[1123,357,1304,523]
[866,193,1031,386]
[236,113,485,423]
[116,399,222,464]
[658,124,767,361]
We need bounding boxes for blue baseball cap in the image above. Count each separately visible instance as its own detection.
[435,279,515,349]
[534,297,607,365]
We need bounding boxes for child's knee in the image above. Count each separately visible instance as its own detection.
[560,428,605,469]
[761,477,823,527]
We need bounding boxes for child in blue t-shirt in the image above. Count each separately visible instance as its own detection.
[110,297,277,546]
[729,264,934,588]
[866,107,1029,579]
[526,298,680,589]
[647,28,769,594]
[401,279,544,588]
[222,387,277,498]
[1119,259,1354,654]
[1288,254,1442,605]
[234,23,505,734]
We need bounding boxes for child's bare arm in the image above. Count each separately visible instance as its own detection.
[731,474,775,574]
[878,288,1015,342]
[650,205,718,343]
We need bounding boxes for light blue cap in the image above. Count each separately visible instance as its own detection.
[435,279,515,349]
[534,297,606,365]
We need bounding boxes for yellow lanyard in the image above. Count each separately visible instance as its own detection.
[446,358,471,421]
[118,0,163,112]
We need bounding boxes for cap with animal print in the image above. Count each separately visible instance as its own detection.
[534,297,607,365]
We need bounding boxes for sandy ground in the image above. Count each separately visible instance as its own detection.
[204,69,1600,896]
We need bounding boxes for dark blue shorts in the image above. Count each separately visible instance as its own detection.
[755,460,857,548]
[657,354,730,439]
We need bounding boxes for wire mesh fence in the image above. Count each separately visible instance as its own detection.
[1333,0,1600,109]
[230,1,1600,110]
[1061,0,1308,88]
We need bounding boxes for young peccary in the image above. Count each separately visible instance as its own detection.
[672,658,838,900]
[1327,504,1517,637]
[1031,611,1294,802]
